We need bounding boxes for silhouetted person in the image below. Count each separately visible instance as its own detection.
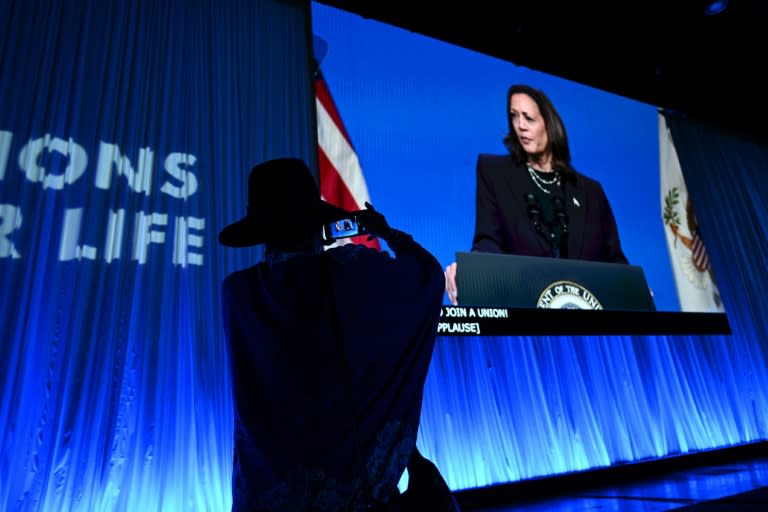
[218,158,458,511]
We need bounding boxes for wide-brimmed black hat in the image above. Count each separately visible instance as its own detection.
[218,158,349,248]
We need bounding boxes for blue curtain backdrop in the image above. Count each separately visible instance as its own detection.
[664,113,768,367]
[3,0,768,510]
[0,0,316,510]
[421,332,768,490]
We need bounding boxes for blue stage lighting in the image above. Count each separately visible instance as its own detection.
[704,0,730,15]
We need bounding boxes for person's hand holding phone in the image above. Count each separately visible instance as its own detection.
[358,202,393,240]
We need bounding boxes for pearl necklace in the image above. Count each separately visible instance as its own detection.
[526,163,560,194]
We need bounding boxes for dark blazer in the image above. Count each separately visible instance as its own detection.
[471,153,628,263]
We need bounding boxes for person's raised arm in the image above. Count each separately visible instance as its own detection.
[357,201,444,280]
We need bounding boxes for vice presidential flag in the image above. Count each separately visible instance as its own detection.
[659,113,724,312]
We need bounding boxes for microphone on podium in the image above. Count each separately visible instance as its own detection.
[552,195,569,234]
[524,193,544,236]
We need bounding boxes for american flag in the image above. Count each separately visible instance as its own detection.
[691,229,710,272]
[315,71,380,250]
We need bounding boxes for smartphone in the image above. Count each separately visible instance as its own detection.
[322,214,368,242]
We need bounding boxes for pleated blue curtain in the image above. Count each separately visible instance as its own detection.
[420,331,768,490]
[663,113,768,365]
[0,0,316,510]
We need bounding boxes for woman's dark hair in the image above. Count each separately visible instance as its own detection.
[503,84,573,173]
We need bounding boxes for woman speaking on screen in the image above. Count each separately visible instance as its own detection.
[444,84,628,305]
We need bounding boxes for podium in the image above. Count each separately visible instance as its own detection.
[440,252,730,336]
[456,251,656,311]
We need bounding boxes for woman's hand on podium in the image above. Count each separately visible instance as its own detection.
[445,261,458,305]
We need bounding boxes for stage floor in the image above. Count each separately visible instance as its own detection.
[456,450,768,511]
